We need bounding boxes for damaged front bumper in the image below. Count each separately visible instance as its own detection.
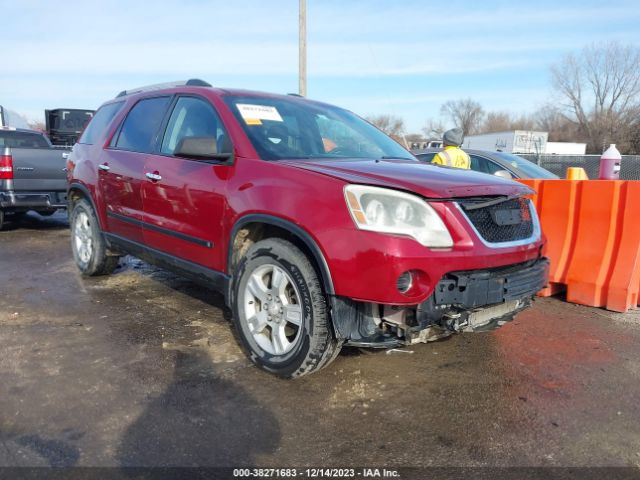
[332,258,549,347]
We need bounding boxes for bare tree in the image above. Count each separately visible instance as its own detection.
[365,114,405,137]
[551,41,640,153]
[534,105,563,132]
[440,98,484,135]
[628,120,640,154]
[481,111,512,133]
[509,114,535,131]
[479,111,536,134]
[364,114,408,146]
[422,119,446,139]
[28,120,46,132]
[533,104,582,142]
[404,133,425,143]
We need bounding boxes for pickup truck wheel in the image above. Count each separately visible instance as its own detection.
[233,238,342,378]
[70,199,119,276]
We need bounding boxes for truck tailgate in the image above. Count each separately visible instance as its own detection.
[11,148,69,191]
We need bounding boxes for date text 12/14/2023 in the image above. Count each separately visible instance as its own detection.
[232,468,401,478]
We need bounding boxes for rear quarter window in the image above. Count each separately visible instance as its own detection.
[78,102,124,145]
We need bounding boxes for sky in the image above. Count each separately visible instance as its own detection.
[1,0,639,133]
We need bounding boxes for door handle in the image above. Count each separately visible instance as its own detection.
[98,163,110,171]
[145,172,162,181]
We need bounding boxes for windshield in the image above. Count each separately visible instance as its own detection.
[223,95,415,161]
[493,152,559,179]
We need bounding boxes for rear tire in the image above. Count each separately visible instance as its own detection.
[0,210,4,230]
[232,238,342,378]
[70,198,119,276]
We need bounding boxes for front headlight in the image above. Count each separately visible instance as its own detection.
[344,185,453,248]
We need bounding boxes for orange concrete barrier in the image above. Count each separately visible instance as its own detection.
[519,179,640,313]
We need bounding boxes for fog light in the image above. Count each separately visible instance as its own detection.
[396,271,413,294]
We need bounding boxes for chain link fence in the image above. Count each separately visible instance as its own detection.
[519,154,640,180]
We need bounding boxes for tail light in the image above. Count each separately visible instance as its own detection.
[0,147,13,180]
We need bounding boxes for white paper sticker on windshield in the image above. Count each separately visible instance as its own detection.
[237,104,283,123]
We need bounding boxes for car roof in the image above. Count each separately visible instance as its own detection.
[109,79,337,110]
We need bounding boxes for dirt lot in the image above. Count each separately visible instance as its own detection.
[1,212,640,470]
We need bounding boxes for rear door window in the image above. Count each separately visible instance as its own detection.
[78,102,123,145]
[114,97,172,153]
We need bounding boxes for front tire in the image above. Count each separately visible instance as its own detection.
[232,238,342,378]
[70,198,119,276]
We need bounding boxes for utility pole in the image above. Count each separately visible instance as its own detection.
[299,0,307,96]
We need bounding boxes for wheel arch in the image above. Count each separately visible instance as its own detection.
[227,214,335,297]
[67,182,102,229]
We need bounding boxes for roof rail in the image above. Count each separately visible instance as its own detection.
[116,78,212,98]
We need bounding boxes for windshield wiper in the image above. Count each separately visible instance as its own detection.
[378,156,415,161]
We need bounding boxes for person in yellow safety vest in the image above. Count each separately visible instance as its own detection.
[431,128,471,169]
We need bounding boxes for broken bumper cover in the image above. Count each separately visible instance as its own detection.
[433,257,549,309]
[416,258,549,334]
[332,258,549,347]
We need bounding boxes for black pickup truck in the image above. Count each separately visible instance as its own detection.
[0,127,70,229]
[45,108,94,146]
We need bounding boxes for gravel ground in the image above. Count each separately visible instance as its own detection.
[1,211,640,474]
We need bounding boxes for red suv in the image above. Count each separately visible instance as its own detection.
[67,79,548,378]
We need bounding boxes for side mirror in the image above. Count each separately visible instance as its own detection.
[174,136,231,161]
[494,170,513,179]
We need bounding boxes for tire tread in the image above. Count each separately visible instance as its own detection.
[233,238,341,378]
[70,198,119,276]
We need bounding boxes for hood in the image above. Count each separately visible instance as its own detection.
[280,158,533,199]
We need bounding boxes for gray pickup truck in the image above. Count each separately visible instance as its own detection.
[0,127,70,229]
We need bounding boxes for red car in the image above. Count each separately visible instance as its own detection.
[67,79,548,378]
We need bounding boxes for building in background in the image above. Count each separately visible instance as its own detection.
[545,141,587,155]
[463,130,548,154]
[462,130,587,155]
